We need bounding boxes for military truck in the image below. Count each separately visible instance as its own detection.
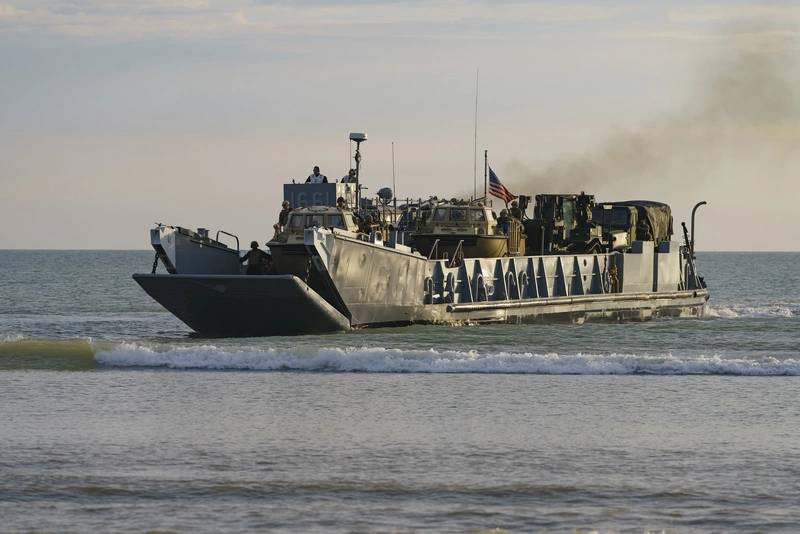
[594,200,674,244]
[523,193,605,255]
[523,194,674,255]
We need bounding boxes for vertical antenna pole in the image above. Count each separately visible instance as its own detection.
[473,68,479,199]
[484,149,488,200]
[391,141,397,198]
[392,142,397,225]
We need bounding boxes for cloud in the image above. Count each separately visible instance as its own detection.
[0,3,20,18]
[0,0,630,40]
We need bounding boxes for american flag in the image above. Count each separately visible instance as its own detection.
[488,167,516,204]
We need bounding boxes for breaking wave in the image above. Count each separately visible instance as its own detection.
[95,344,800,375]
[706,303,800,318]
[0,337,103,370]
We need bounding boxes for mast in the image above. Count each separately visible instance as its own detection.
[392,141,397,225]
[392,141,396,198]
[349,132,367,214]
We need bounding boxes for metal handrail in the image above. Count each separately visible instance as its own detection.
[428,239,440,260]
[452,241,463,266]
[448,240,464,268]
[690,201,707,260]
[215,230,240,251]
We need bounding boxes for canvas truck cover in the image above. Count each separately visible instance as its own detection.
[601,200,674,242]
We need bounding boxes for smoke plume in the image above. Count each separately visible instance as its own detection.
[504,27,800,250]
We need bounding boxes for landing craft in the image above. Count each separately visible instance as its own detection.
[133,132,709,337]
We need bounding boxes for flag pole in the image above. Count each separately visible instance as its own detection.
[484,149,488,201]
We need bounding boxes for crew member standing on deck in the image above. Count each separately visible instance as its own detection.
[497,209,510,235]
[509,200,523,220]
[240,241,269,275]
[340,169,357,183]
[306,166,328,183]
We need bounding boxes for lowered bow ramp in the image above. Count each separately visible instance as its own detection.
[133,274,351,336]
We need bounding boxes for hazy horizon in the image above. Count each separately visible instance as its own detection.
[2,1,799,251]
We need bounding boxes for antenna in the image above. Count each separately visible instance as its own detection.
[391,141,397,198]
[473,68,479,199]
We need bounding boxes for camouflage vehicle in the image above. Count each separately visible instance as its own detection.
[412,200,525,261]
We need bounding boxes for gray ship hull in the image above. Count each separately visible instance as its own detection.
[135,271,707,336]
[135,226,708,337]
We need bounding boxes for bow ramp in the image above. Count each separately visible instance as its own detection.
[133,273,350,337]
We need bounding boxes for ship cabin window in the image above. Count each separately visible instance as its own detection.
[433,208,448,221]
[450,208,467,222]
[288,214,304,229]
[306,214,325,228]
[470,209,486,222]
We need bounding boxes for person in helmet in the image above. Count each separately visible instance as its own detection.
[273,200,293,235]
[239,241,270,275]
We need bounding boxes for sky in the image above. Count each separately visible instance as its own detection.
[1,0,799,250]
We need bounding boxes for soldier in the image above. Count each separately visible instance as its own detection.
[340,169,357,183]
[305,166,328,183]
[273,201,292,235]
[509,200,523,220]
[497,209,511,235]
[361,214,374,234]
[240,241,269,275]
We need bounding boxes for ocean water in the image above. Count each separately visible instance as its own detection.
[0,250,798,533]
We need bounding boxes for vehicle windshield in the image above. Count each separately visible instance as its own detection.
[433,208,448,221]
[306,214,325,227]
[470,209,486,222]
[611,208,630,227]
[450,208,467,221]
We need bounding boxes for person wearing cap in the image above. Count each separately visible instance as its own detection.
[336,197,346,210]
[340,169,357,183]
[305,166,328,183]
[240,241,269,275]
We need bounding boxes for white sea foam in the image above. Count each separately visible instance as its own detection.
[706,303,800,318]
[94,343,800,375]
[1,333,25,342]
